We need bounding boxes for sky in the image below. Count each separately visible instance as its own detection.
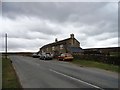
[0,0,119,52]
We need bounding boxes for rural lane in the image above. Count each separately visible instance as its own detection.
[10,55,118,89]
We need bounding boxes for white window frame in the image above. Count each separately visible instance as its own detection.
[60,44,63,49]
[52,46,55,51]
[46,48,48,51]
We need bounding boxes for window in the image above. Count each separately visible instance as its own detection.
[60,44,63,49]
[46,48,48,51]
[52,46,55,51]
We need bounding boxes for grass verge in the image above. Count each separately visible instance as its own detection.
[71,59,119,73]
[2,55,22,89]
[0,55,2,89]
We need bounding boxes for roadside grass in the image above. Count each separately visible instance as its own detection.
[2,55,22,89]
[72,59,119,73]
[0,55,2,89]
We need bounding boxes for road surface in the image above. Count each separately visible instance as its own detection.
[10,55,118,89]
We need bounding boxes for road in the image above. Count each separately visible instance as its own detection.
[10,55,118,89]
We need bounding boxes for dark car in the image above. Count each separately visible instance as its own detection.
[32,53,40,58]
[58,53,73,61]
[39,53,53,60]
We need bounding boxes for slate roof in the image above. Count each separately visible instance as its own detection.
[67,47,83,53]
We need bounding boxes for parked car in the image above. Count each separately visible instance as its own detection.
[39,53,53,60]
[32,53,40,58]
[58,53,73,61]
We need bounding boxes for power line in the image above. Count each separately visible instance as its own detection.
[5,33,7,59]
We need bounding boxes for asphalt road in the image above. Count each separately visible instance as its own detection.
[10,55,118,89]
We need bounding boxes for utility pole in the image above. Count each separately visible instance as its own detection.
[5,33,7,59]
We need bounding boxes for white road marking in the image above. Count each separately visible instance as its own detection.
[49,69,104,90]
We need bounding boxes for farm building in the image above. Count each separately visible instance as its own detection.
[39,34,83,56]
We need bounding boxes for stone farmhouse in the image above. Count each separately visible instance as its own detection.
[39,34,83,56]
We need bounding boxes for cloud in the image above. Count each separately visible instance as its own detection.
[2,2,117,24]
[1,16,61,39]
[1,2,118,52]
[2,2,108,22]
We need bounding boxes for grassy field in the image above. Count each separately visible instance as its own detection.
[2,56,22,89]
[72,59,119,73]
[0,55,2,89]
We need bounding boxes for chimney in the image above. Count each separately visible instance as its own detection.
[55,38,58,42]
[70,34,74,38]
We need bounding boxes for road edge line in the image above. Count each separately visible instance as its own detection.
[49,69,104,90]
[11,60,23,89]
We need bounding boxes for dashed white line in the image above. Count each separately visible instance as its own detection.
[49,69,104,90]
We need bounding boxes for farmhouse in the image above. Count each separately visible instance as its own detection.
[39,34,83,56]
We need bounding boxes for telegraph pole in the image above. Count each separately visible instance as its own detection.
[5,33,7,59]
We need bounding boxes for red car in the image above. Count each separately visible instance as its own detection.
[58,53,73,61]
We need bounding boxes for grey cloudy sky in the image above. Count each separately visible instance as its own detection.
[0,1,118,52]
